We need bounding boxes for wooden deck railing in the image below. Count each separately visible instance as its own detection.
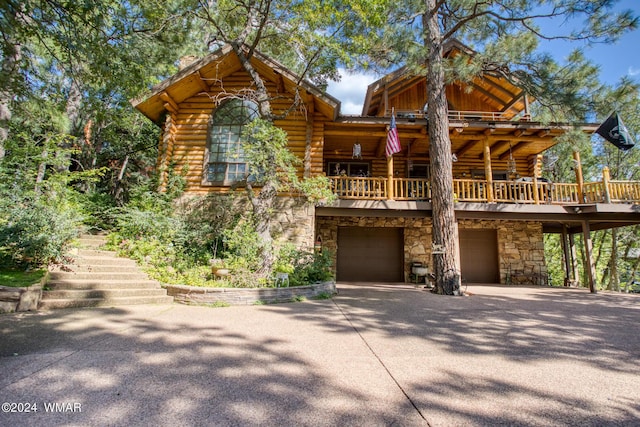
[328,176,640,205]
[385,109,530,122]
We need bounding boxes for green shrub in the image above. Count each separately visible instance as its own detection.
[0,197,83,268]
[285,248,334,286]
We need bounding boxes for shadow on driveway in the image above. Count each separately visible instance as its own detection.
[1,283,638,426]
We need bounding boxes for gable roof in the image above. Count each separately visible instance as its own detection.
[131,44,341,123]
[362,39,528,118]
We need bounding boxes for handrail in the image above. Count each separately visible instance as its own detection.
[447,110,529,122]
[384,109,530,122]
[329,176,387,200]
[607,180,640,203]
[328,176,640,205]
[394,178,430,200]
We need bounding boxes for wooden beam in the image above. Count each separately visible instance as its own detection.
[454,133,553,143]
[498,141,532,160]
[163,102,177,114]
[480,73,520,99]
[160,92,179,112]
[467,80,507,107]
[455,140,479,158]
[324,129,425,138]
[195,71,209,92]
[500,90,526,112]
[478,140,509,159]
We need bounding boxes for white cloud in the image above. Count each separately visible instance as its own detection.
[327,68,379,115]
[628,66,640,77]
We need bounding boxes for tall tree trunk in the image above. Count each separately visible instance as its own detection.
[607,228,619,291]
[246,180,277,275]
[424,1,460,295]
[232,43,277,275]
[0,39,22,161]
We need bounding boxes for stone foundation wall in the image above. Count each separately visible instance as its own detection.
[177,194,315,250]
[316,216,546,284]
[271,197,315,249]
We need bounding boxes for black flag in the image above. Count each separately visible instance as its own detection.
[595,112,635,151]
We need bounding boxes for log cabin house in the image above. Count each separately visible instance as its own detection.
[131,42,640,291]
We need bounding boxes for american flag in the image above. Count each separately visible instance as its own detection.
[385,112,401,157]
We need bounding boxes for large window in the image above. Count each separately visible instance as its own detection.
[206,99,258,184]
[327,161,370,177]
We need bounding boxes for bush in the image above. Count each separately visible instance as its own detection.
[276,246,334,287]
[0,196,83,268]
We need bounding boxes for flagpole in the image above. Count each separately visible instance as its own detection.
[387,108,395,200]
[387,151,395,200]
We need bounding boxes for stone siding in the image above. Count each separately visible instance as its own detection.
[271,197,316,249]
[177,194,315,250]
[316,216,546,284]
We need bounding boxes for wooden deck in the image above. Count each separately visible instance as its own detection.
[329,176,640,205]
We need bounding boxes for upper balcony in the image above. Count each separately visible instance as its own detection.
[386,109,531,122]
[328,175,640,205]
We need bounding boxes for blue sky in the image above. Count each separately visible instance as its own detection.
[328,1,640,115]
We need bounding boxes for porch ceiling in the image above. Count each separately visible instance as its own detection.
[323,117,597,161]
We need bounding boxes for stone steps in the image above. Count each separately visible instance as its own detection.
[45,279,163,291]
[40,233,173,310]
[39,295,174,310]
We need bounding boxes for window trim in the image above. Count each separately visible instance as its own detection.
[202,99,258,186]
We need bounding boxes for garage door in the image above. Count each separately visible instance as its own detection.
[459,229,499,283]
[337,227,403,282]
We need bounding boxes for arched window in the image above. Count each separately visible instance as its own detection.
[206,99,258,184]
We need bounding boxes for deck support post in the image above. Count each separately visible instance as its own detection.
[568,232,579,285]
[581,220,597,293]
[602,166,612,203]
[387,155,395,200]
[532,155,540,204]
[561,225,573,286]
[483,138,494,202]
[573,151,585,203]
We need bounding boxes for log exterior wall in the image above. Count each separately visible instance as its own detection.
[158,70,328,194]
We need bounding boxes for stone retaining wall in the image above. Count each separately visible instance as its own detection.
[0,282,43,313]
[166,281,336,306]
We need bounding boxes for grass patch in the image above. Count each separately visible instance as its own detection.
[311,292,334,300]
[205,301,231,308]
[0,269,46,288]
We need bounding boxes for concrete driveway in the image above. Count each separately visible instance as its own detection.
[1,283,639,426]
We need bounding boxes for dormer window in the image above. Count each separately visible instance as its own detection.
[205,99,258,184]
